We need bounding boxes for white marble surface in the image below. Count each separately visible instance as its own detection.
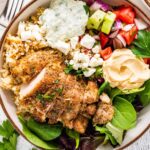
[0,0,150,150]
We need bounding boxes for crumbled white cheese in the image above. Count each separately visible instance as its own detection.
[70,37,79,49]
[83,68,96,77]
[18,22,26,35]
[54,41,70,55]
[40,0,88,51]
[100,93,111,104]
[69,51,90,70]
[92,45,101,54]
[89,54,104,67]
[18,22,44,41]
[80,34,96,49]
[21,31,32,41]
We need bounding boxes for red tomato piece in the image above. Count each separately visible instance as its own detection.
[119,25,138,45]
[100,47,112,60]
[114,7,135,24]
[99,33,109,49]
[143,58,150,64]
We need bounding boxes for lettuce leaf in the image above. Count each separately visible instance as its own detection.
[95,126,117,145]
[138,79,150,106]
[66,128,80,149]
[106,122,123,145]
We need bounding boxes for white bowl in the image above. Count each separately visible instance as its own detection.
[0,0,150,149]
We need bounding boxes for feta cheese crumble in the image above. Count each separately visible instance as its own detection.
[80,34,96,49]
[70,37,79,49]
[69,51,90,70]
[83,68,96,77]
[18,22,44,41]
[92,45,101,54]
[89,54,104,67]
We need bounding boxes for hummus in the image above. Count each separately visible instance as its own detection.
[102,49,150,90]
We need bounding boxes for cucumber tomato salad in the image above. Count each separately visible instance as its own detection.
[1,0,150,150]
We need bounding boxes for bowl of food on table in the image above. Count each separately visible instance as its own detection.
[0,0,150,150]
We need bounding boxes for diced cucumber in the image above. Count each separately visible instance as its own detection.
[101,11,116,34]
[87,10,106,30]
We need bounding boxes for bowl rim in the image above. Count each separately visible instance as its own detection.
[0,0,150,149]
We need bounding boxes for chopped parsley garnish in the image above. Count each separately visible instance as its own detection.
[55,87,64,95]
[64,64,88,79]
[36,93,55,101]
[95,67,103,78]
[54,79,60,84]
[83,5,90,14]
[64,64,74,74]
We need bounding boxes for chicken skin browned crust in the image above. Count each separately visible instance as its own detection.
[10,50,63,84]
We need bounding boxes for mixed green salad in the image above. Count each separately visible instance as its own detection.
[20,0,150,149]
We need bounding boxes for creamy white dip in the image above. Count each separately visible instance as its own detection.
[103,49,150,90]
[39,0,88,53]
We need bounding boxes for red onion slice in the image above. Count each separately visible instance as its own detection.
[90,0,110,11]
[122,24,135,32]
[109,30,119,38]
[112,20,123,31]
[134,18,148,30]
[113,38,123,49]
[117,34,126,47]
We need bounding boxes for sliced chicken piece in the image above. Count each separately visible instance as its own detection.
[93,102,114,125]
[20,68,46,99]
[16,96,53,122]
[19,59,64,99]
[79,104,97,118]
[83,81,99,104]
[86,104,97,116]
[11,50,62,83]
[73,115,88,134]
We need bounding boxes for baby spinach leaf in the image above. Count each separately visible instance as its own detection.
[110,87,145,100]
[131,30,150,58]
[121,94,136,103]
[98,81,109,95]
[66,128,80,149]
[95,126,117,146]
[138,80,150,106]
[110,88,122,100]
[106,122,124,145]
[27,118,62,141]
[19,117,58,150]
[112,97,137,130]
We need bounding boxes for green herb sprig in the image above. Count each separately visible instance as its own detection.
[0,120,18,150]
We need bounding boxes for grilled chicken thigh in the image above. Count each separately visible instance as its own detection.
[14,49,114,133]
